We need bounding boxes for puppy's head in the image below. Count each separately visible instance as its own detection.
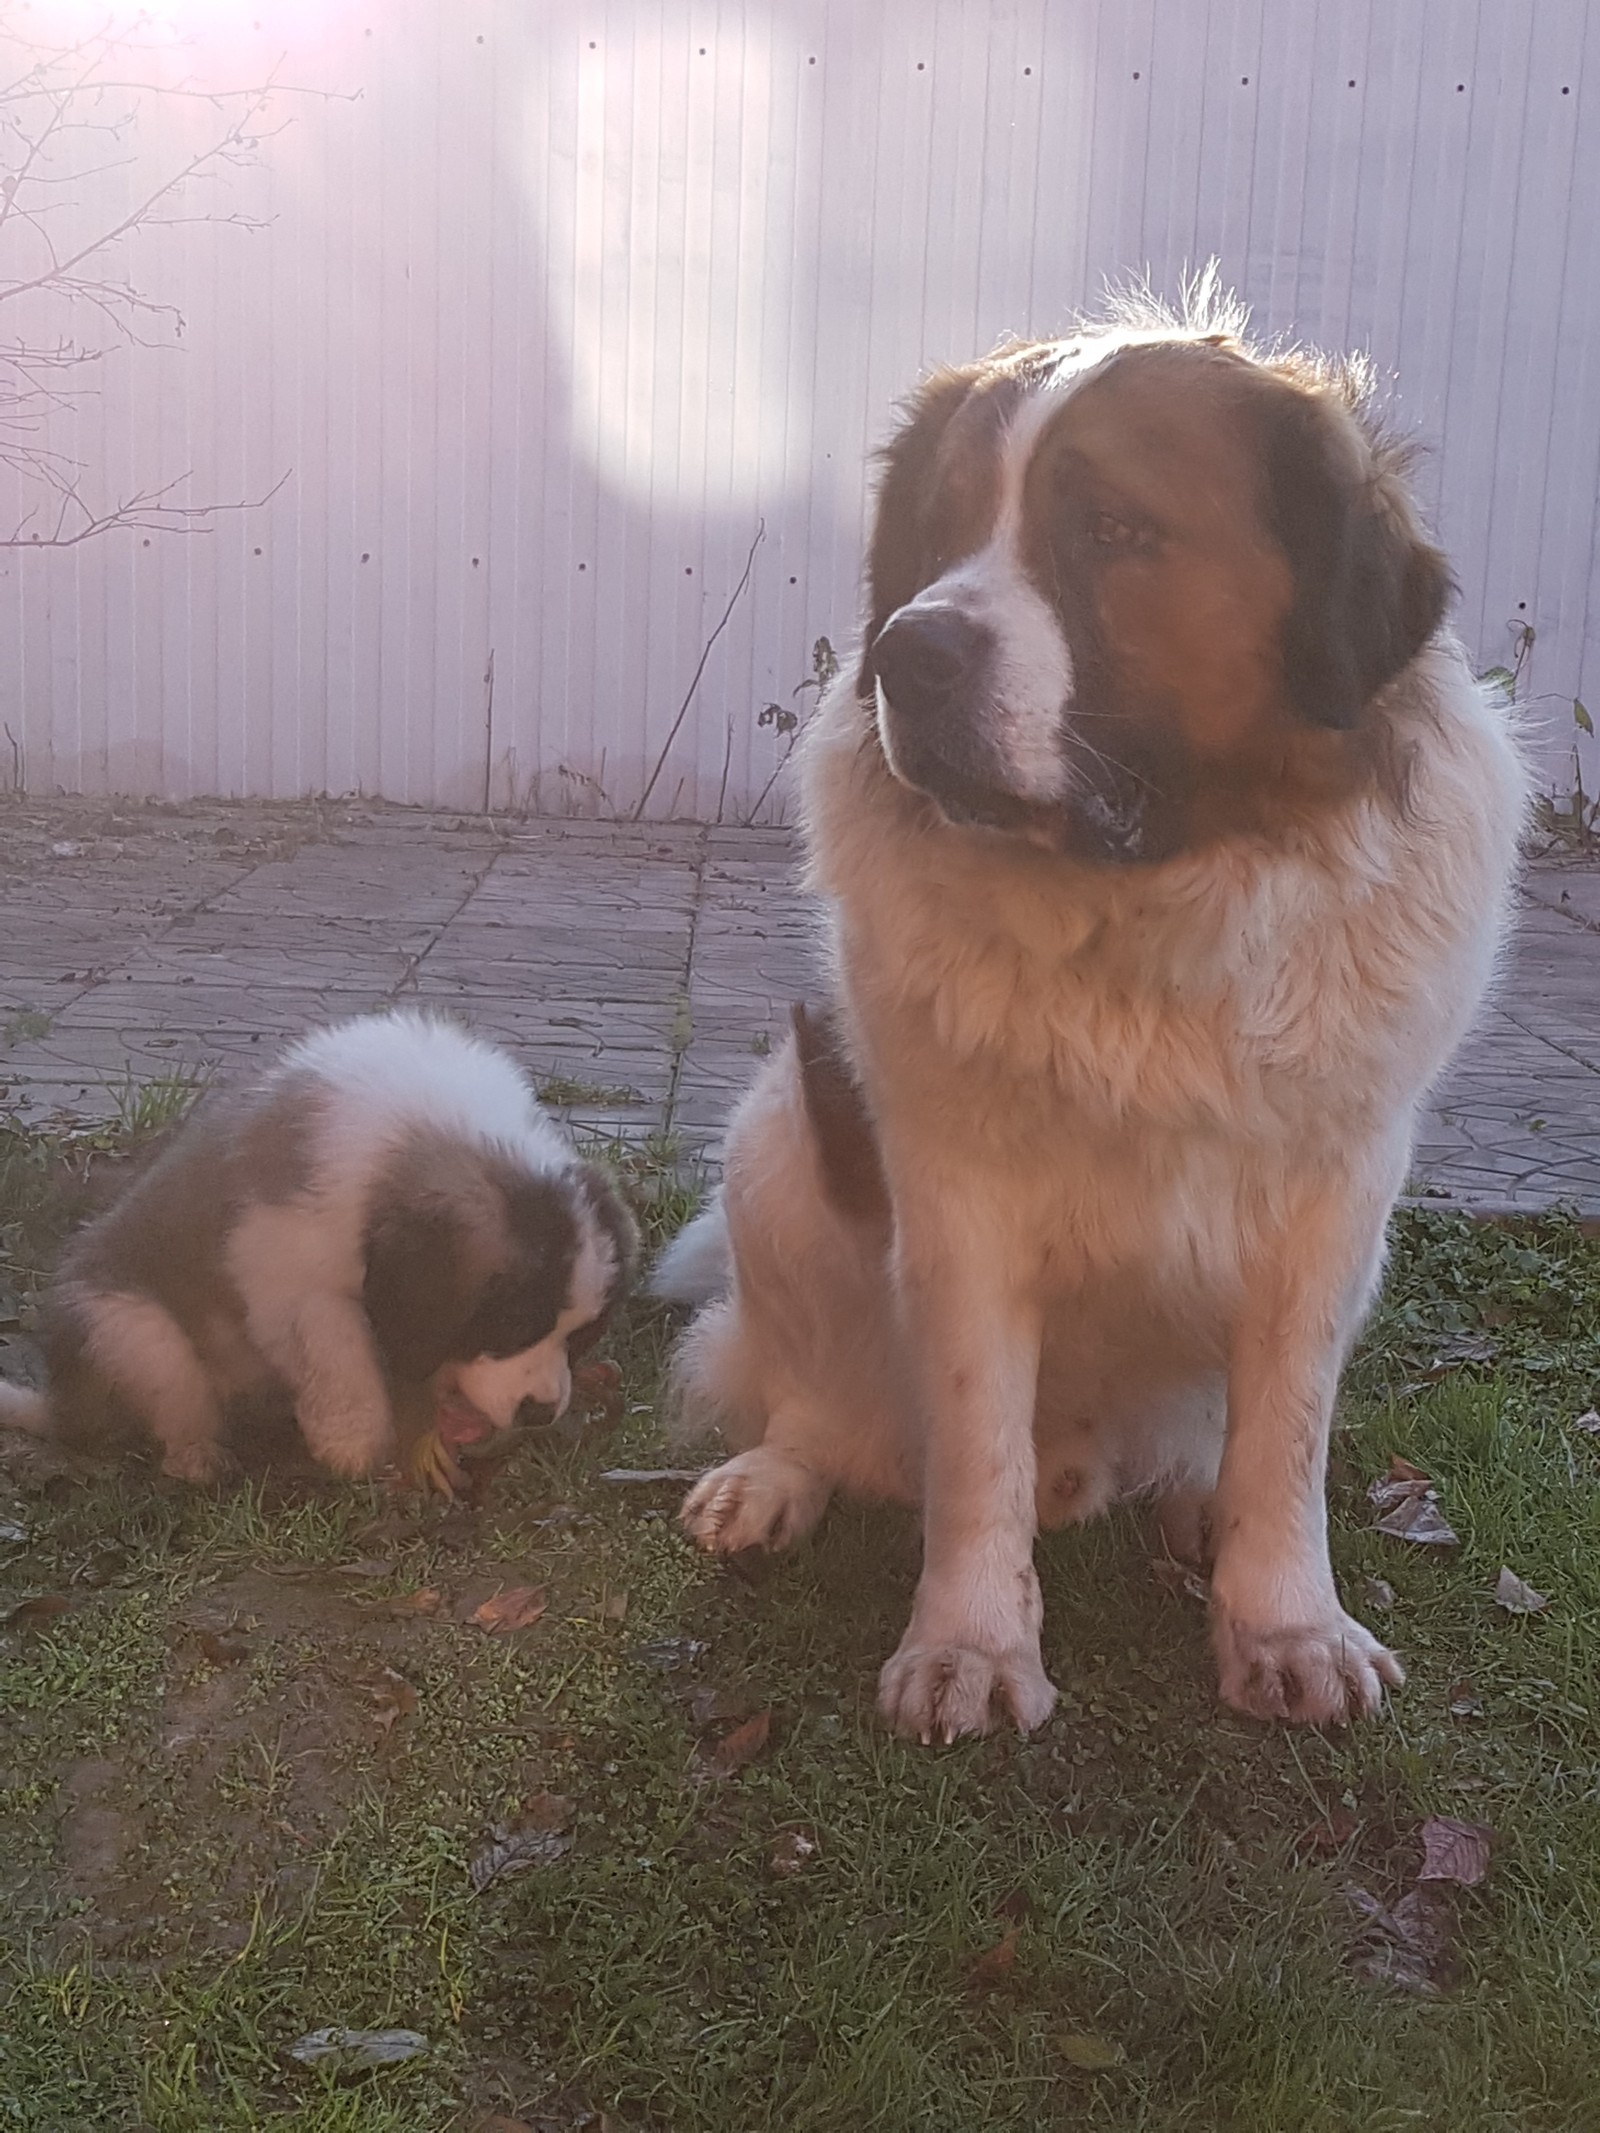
[857,311,1452,862]
[363,1147,637,1436]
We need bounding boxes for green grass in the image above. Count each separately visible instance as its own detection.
[2,1117,1599,2130]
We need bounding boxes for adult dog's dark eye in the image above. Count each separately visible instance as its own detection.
[1089,511,1142,553]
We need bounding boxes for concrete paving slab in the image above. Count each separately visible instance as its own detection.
[2,793,1597,1215]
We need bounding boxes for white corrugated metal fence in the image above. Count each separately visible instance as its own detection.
[0,0,1594,816]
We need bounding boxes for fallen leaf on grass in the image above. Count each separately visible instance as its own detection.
[573,1358,624,1424]
[705,1708,772,1775]
[288,2026,429,2069]
[1424,1333,1498,1376]
[471,1586,548,1633]
[1494,1568,1549,1614]
[1348,1882,1459,1996]
[1368,1458,1459,1547]
[1056,2032,1126,2070]
[4,1594,70,1629]
[630,1636,707,1672]
[599,1467,703,1486]
[1573,1408,1600,1435]
[967,1928,1018,1992]
[768,1828,820,1879]
[470,1795,575,1892]
[1418,1816,1493,1888]
[370,1669,417,1734]
[384,1587,443,1618]
[197,1630,249,1666]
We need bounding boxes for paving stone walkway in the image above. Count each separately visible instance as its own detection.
[1,795,1597,1215]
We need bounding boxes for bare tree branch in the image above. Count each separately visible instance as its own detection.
[0,9,349,546]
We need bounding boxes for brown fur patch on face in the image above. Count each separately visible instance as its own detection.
[1026,343,1298,764]
[1015,336,1451,847]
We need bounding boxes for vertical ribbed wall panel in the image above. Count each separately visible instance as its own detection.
[0,0,1592,814]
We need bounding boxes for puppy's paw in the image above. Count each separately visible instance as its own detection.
[878,1637,1058,1745]
[159,1440,226,1485]
[680,1449,831,1555]
[1213,1605,1403,1726]
[298,1402,394,1480]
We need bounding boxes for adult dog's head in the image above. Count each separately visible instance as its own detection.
[857,308,1453,863]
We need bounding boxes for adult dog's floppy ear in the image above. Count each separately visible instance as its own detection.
[857,365,980,701]
[1265,394,1454,730]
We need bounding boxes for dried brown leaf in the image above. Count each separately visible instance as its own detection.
[386,1587,443,1618]
[288,2026,428,2068]
[471,1585,548,1633]
[599,1467,703,1485]
[707,1707,773,1775]
[469,1810,575,1893]
[1347,1880,1459,1996]
[1369,1469,1459,1547]
[1418,1816,1493,1888]
[521,1791,574,1832]
[1494,1567,1549,1614]
[4,1593,70,1629]
[967,1928,1018,1992]
[769,1828,820,1879]
[370,1668,417,1733]
[197,1629,248,1666]
[1387,1455,1432,1485]
[1056,2032,1126,2070]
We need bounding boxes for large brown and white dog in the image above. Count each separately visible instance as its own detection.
[657,300,1528,1742]
[0,1012,635,1490]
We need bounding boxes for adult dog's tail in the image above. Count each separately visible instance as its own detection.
[651,1200,731,1306]
[0,1378,50,1437]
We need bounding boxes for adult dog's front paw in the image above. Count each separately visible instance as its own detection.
[878,1636,1058,1744]
[1213,1604,1403,1725]
[680,1448,831,1555]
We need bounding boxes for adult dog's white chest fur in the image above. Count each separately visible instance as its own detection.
[804,644,1520,1240]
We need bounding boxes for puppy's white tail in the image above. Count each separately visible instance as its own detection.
[0,1379,50,1437]
[651,1198,732,1305]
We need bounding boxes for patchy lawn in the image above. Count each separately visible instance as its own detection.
[2,1109,1599,2133]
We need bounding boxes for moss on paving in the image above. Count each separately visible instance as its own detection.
[2,1119,1598,2130]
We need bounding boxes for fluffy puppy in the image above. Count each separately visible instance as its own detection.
[658,302,1529,1744]
[0,1012,635,1489]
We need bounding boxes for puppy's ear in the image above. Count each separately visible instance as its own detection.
[857,365,980,699]
[574,1162,639,1302]
[1264,394,1454,729]
[362,1201,473,1381]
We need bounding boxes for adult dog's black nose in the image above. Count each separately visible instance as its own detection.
[871,607,989,716]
